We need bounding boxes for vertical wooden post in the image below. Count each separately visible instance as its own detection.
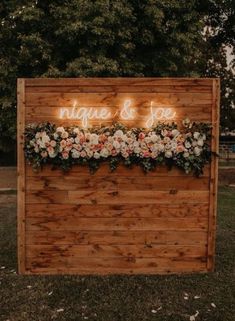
[17,78,26,274]
[207,78,220,271]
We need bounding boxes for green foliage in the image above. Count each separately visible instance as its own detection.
[0,106,16,152]
[24,121,212,176]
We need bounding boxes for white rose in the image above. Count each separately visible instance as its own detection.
[144,137,151,144]
[94,152,100,159]
[185,141,191,149]
[114,130,124,137]
[90,133,99,145]
[172,129,180,137]
[122,151,129,158]
[61,131,69,139]
[53,133,59,140]
[38,140,45,148]
[165,150,172,158]
[133,141,140,148]
[75,136,80,144]
[86,150,93,158]
[29,140,35,146]
[170,141,177,150]
[73,128,80,134]
[158,144,165,152]
[183,152,190,158]
[100,148,109,158]
[41,134,50,144]
[192,140,198,147]
[194,146,201,156]
[134,147,141,154]
[150,134,160,143]
[56,126,65,133]
[49,152,57,158]
[197,139,204,147]
[193,132,200,140]
[113,140,120,149]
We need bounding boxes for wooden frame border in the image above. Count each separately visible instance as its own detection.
[207,79,220,271]
[17,79,26,273]
[18,77,220,274]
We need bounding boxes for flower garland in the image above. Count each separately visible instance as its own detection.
[24,119,212,176]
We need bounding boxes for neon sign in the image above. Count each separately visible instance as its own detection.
[59,100,176,128]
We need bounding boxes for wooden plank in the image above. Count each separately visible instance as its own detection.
[25,92,212,107]
[25,203,209,218]
[17,78,26,274]
[207,79,220,271]
[25,77,214,87]
[25,256,207,274]
[25,164,210,177]
[26,190,210,205]
[26,244,207,258]
[26,217,208,231]
[26,230,208,246]
[26,176,209,191]
[26,85,212,93]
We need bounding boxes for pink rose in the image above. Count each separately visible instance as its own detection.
[40,151,48,158]
[138,132,145,140]
[50,140,56,147]
[60,140,67,148]
[62,151,69,159]
[143,151,150,157]
[47,146,54,154]
[80,150,87,157]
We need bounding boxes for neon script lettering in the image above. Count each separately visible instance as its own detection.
[59,100,176,127]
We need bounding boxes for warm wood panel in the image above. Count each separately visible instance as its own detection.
[26,217,208,231]
[26,85,212,93]
[25,256,207,274]
[25,77,214,87]
[26,175,209,191]
[26,164,210,177]
[26,190,210,205]
[26,230,208,246]
[25,203,209,218]
[25,92,212,107]
[18,77,219,274]
[26,244,207,258]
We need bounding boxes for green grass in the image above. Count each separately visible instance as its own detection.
[0,187,234,321]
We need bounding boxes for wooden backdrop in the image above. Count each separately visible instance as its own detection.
[17,78,220,274]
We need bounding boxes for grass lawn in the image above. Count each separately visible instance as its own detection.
[0,187,234,321]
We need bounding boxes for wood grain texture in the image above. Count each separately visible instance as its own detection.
[26,190,210,205]
[25,257,207,274]
[26,244,207,258]
[18,77,219,274]
[26,217,208,231]
[25,203,209,218]
[26,230,208,246]
[26,175,209,191]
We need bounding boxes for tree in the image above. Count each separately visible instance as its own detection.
[0,0,234,160]
[201,0,235,130]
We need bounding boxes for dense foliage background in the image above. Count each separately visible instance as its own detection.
[0,0,234,162]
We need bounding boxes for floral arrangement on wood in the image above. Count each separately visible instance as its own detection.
[24,119,211,175]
